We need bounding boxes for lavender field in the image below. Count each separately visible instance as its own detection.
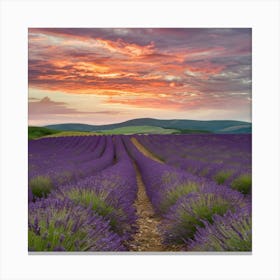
[28,134,252,252]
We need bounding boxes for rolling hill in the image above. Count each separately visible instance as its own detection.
[28,126,61,140]
[45,118,251,134]
[96,125,179,135]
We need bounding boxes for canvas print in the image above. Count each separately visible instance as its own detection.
[28,28,252,252]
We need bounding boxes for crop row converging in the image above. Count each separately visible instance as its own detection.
[28,134,252,251]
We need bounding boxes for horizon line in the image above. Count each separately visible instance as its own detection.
[28,117,252,127]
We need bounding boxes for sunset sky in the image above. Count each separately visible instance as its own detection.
[28,28,252,126]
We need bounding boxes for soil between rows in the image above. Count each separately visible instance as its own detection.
[130,137,163,163]
[127,138,181,252]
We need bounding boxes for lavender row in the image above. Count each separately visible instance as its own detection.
[29,135,99,158]
[123,136,206,214]
[136,134,252,194]
[28,198,126,251]
[188,204,252,251]
[124,136,251,251]
[29,136,138,251]
[29,136,114,200]
[50,136,138,239]
[29,136,104,172]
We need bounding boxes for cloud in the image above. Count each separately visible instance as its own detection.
[29,96,79,115]
[28,96,120,116]
[28,28,251,119]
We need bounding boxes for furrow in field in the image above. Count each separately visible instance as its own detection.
[130,137,163,163]
[127,163,165,251]
[127,137,180,252]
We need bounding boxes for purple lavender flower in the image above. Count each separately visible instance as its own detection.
[29,136,115,200]
[28,198,125,251]
[135,134,251,195]
[188,205,252,251]
[161,189,247,244]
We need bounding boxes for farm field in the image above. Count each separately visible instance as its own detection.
[28,134,252,252]
[28,126,99,139]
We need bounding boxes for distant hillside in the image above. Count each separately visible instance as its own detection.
[44,123,96,132]
[217,124,252,133]
[45,118,251,134]
[28,126,61,139]
[40,131,99,138]
[172,129,212,134]
[96,125,179,135]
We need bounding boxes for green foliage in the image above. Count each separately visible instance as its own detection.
[29,176,54,198]
[44,118,251,134]
[68,189,113,215]
[66,189,121,232]
[28,209,80,251]
[28,126,99,139]
[160,182,199,213]
[161,172,179,184]
[231,174,251,194]
[56,171,74,185]
[97,125,179,135]
[169,194,231,243]
[214,170,233,185]
[171,129,212,134]
[223,232,252,251]
[48,131,98,137]
[190,213,252,251]
[28,126,60,139]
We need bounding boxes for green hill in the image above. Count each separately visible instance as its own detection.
[45,118,251,134]
[96,125,179,135]
[29,125,212,138]
[28,126,61,140]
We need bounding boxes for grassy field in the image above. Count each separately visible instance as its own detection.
[96,125,179,135]
[43,131,99,137]
[28,126,61,140]
[171,129,212,134]
[29,125,211,139]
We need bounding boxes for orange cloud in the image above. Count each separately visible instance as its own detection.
[106,96,185,110]
[29,28,251,119]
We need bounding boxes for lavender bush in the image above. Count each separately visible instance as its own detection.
[50,136,138,240]
[161,186,247,244]
[28,198,125,251]
[29,136,114,200]
[188,205,252,251]
[28,134,251,252]
[136,134,251,195]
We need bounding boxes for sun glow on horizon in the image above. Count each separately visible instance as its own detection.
[29,28,252,125]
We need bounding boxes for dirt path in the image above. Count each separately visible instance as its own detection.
[130,137,164,163]
[127,163,167,251]
[127,139,180,252]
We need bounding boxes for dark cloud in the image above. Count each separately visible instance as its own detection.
[29,28,251,52]
[28,28,252,120]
